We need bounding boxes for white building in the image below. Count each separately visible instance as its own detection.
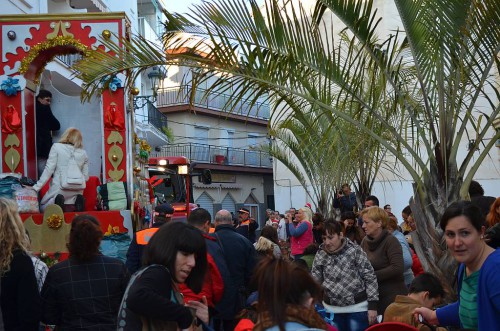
[152,65,274,224]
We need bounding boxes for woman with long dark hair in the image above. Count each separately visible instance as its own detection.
[253,257,330,331]
[41,214,129,330]
[0,197,41,330]
[118,221,209,330]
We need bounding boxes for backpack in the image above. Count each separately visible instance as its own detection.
[61,147,85,190]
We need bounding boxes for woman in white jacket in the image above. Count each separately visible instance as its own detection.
[33,127,89,211]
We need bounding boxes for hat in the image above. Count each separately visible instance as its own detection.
[155,203,174,217]
[238,208,250,214]
[305,202,312,209]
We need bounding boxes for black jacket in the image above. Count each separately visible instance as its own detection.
[118,265,194,330]
[36,102,60,158]
[0,250,41,331]
[41,255,129,330]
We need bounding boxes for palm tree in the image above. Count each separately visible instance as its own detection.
[74,0,500,293]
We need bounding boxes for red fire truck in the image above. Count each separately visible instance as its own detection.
[148,156,211,222]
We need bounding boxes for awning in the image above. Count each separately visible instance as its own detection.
[69,0,107,12]
[193,183,242,189]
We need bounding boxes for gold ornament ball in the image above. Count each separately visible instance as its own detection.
[130,87,140,95]
[112,154,118,161]
[102,30,111,39]
[133,166,141,173]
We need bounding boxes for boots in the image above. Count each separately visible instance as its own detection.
[55,194,65,210]
[75,194,85,212]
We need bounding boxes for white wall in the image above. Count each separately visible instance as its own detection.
[4,0,46,14]
[167,112,269,149]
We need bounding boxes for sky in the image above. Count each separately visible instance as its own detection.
[167,0,208,14]
[167,0,264,15]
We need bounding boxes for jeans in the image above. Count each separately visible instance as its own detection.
[332,311,368,331]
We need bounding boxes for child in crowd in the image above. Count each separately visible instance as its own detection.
[384,273,446,330]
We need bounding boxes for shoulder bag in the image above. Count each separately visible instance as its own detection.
[61,147,85,190]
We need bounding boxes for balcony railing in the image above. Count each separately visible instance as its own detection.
[56,54,83,68]
[156,86,270,120]
[152,143,272,168]
[134,97,169,133]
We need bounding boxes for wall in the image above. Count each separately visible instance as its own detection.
[166,112,269,149]
[4,0,46,14]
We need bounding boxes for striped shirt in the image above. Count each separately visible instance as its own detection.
[459,270,479,329]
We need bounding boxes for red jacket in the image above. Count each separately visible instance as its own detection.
[410,248,424,276]
[179,236,224,308]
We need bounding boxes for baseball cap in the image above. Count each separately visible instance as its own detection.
[238,208,250,214]
[155,203,174,217]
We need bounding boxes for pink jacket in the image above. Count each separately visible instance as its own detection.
[289,221,314,256]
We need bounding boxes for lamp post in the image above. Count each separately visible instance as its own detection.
[133,66,166,110]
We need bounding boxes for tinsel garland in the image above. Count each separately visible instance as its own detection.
[19,36,93,82]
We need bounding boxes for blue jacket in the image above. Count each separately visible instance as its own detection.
[392,230,414,286]
[436,249,500,329]
[211,224,257,315]
[333,192,357,213]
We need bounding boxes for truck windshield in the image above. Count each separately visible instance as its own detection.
[148,170,186,204]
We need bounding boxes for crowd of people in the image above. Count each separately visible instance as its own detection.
[0,180,499,331]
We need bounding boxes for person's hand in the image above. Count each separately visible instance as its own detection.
[413,307,438,325]
[186,296,209,325]
[367,310,377,325]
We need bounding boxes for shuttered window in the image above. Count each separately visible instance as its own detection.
[195,192,214,218]
[221,193,236,214]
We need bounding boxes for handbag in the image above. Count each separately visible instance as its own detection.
[61,147,85,190]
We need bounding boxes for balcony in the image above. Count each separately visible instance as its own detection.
[55,54,83,68]
[134,98,170,147]
[156,85,270,120]
[137,17,163,45]
[152,143,272,168]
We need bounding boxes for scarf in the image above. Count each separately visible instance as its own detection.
[364,229,389,251]
[253,304,327,331]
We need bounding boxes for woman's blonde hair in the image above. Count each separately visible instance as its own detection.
[299,206,313,224]
[0,198,30,275]
[360,206,389,229]
[59,127,83,148]
[254,236,274,254]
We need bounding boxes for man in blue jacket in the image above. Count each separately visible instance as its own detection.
[333,184,358,213]
[212,209,257,331]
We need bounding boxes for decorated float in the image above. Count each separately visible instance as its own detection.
[0,12,160,260]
